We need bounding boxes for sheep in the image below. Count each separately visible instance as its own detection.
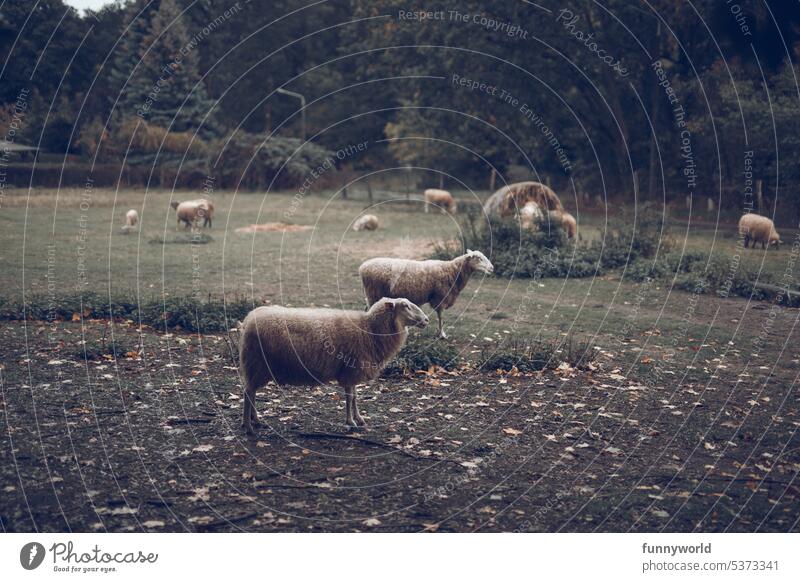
[484,181,564,218]
[359,250,494,339]
[238,298,429,434]
[353,214,379,231]
[546,210,577,239]
[519,201,543,230]
[170,198,214,230]
[121,209,139,234]
[739,213,781,250]
[424,188,457,214]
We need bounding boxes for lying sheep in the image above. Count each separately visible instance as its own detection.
[739,213,781,249]
[424,189,457,214]
[238,298,429,434]
[519,201,543,230]
[484,181,564,218]
[121,209,139,234]
[353,214,379,231]
[547,210,577,239]
[170,198,214,230]
[359,250,494,339]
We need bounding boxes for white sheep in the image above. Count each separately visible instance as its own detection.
[238,298,429,434]
[359,250,494,339]
[739,213,780,249]
[353,214,379,231]
[121,209,139,234]
[424,189,457,214]
[519,201,543,229]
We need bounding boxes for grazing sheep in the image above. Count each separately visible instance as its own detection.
[353,214,379,231]
[170,198,214,230]
[739,213,781,249]
[121,209,139,234]
[519,201,544,229]
[547,210,577,239]
[484,181,564,218]
[424,188,457,214]
[238,298,429,434]
[359,250,494,339]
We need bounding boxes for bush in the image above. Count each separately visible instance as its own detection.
[0,293,254,334]
[383,336,461,376]
[478,335,596,373]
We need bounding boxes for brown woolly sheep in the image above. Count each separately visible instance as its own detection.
[484,181,564,217]
[424,188,457,214]
[239,298,429,434]
[359,250,494,339]
[121,209,139,234]
[353,214,379,231]
[547,210,577,239]
[739,213,781,249]
[170,198,214,230]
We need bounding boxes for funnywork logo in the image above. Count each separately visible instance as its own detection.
[20,542,46,570]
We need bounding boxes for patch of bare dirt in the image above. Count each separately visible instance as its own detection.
[236,222,313,233]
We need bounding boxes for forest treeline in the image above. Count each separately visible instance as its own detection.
[1,0,799,208]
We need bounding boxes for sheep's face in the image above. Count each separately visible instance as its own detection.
[466,249,494,274]
[769,231,781,248]
[170,201,180,210]
[391,299,429,329]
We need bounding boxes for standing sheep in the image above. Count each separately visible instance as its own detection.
[484,181,564,218]
[170,198,214,230]
[359,250,494,339]
[238,298,429,434]
[739,213,781,249]
[424,189,457,214]
[353,214,380,231]
[121,209,139,234]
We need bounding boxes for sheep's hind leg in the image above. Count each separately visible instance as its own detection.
[242,383,261,435]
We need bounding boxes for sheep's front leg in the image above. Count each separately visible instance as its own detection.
[436,308,447,339]
[344,385,357,427]
[351,385,366,426]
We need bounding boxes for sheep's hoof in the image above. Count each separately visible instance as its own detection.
[354,414,367,427]
[438,331,448,339]
[242,422,257,436]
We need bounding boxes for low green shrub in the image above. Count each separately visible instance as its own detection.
[0,293,254,333]
[478,335,596,373]
[383,336,461,376]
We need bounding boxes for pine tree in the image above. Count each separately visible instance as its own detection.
[110,0,218,138]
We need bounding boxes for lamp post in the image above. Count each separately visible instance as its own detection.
[276,87,306,140]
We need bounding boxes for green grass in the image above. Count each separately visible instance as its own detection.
[1,187,797,369]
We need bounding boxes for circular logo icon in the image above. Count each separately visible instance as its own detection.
[20,542,46,570]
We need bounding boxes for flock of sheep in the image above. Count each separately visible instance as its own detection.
[116,182,782,435]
